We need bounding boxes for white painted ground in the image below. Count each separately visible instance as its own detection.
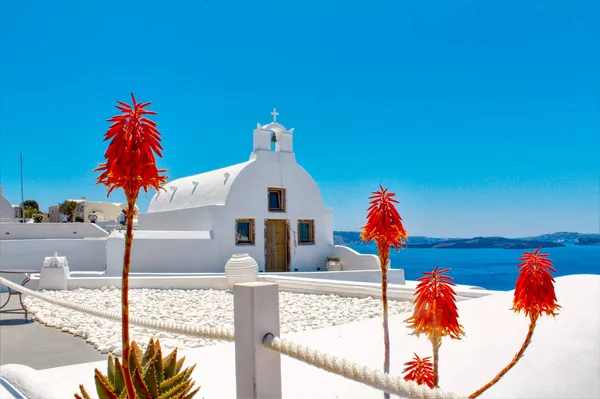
[33,274,600,398]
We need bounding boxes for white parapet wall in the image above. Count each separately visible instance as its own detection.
[23,270,495,302]
[265,269,406,285]
[22,273,230,291]
[65,275,230,290]
[0,238,107,273]
[329,245,381,270]
[0,222,109,282]
[259,274,495,301]
[105,230,220,276]
[0,223,109,240]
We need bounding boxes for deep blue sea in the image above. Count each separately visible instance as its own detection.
[348,244,600,291]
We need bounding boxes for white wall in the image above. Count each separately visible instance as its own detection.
[79,201,139,223]
[96,221,117,231]
[104,231,220,275]
[0,187,16,219]
[130,237,219,273]
[0,238,106,272]
[259,275,493,301]
[49,201,138,223]
[139,205,218,231]
[330,245,381,270]
[0,223,109,240]
[62,275,230,290]
[266,269,406,284]
[102,235,384,277]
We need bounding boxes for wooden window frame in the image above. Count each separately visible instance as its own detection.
[235,218,255,245]
[268,187,286,212]
[297,219,315,245]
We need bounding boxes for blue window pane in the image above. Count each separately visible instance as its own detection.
[269,192,280,210]
[237,222,250,241]
[299,222,310,242]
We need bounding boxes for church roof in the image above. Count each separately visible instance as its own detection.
[147,160,254,213]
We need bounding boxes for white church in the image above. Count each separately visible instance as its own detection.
[1,111,381,277]
[136,110,334,273]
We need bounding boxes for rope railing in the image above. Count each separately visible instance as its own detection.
[0,277,235,342]
[262,334,462,399]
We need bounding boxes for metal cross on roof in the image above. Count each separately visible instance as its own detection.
[270,108,279,122]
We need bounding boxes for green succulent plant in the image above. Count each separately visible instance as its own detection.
[75,338,200,399]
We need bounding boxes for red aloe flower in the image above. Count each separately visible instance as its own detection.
[94,93,167,399]
[469,248,560,398]
[360,186,407,399]
[361,185,408,252]
[512,247,560,319]
[405,266,464,340]
[403,353,435,389]
[405,266,464,387]
[95,93,168,198]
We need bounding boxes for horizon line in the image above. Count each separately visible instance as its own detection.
[333,231,600,238]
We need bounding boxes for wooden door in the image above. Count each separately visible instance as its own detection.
[265,220,288,272]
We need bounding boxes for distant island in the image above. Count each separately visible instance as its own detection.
[576,237,600,246]
[333,231,600,249]
[408,237,565,249]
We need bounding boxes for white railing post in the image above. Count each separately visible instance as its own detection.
[233,282,282,399]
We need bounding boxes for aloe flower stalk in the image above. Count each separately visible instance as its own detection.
[403,353,435,389]
[360,185,408,399]
[95,93,167,398]
[405,266,464,388]
[469,247,560,398]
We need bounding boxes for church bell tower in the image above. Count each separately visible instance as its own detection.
[253,108,294,154]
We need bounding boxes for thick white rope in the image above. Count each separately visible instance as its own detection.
[263,334,463,399]
[0,277,235,342]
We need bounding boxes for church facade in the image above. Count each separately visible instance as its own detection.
[138,111,333,273]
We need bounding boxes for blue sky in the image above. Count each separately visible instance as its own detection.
[0,0,598,237]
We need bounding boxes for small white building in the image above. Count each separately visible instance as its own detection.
[48,199,139,223]
[138,111,334,272]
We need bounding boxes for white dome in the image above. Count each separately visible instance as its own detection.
[261,122,288,134]
[147,160,254,213]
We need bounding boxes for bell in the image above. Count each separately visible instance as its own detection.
[271,132,277,143]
